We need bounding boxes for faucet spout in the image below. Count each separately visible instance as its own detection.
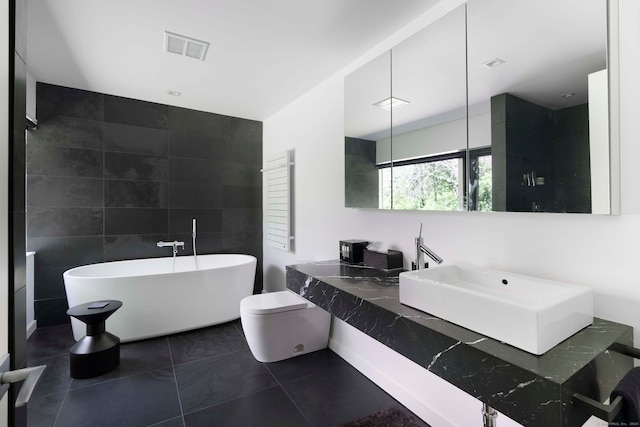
[419,241,443,265]
[413,224,443,270]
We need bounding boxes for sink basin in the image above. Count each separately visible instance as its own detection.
[399,264,593,355]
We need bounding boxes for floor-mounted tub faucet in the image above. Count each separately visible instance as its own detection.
[413,224,443,270]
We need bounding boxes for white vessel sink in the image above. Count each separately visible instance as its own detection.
[399,264,593,355]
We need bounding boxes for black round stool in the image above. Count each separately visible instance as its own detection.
[66,300,122,379]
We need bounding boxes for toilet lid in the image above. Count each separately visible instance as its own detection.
[241,291,309,315]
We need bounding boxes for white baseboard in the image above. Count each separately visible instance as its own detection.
[328,318,524,427]
[26,320,37,339]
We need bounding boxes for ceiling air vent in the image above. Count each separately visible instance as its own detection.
[164,31,209,61]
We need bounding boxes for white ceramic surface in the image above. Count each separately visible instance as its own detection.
[399,264,593,355]
[64,254,257,342]
[240,291,331,362]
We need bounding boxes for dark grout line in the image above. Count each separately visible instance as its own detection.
[167,336,187,427]
[263,362,313,426]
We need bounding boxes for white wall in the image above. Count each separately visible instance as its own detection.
[263,0,640,425]
[376,112,490,164]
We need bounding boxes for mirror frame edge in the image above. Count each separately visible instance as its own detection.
[608,0,621,216]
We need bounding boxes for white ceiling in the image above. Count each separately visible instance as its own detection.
[346,0,608,140]
[26,0,440,122]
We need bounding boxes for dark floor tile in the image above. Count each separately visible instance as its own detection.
[27,391,65,427]
[70,337,171,389]
[148,416,185,427]
[174,349,277,414]
[265,349,347,384]
[27,324,74,361]
[231,319,244,337]
[184,386,309,427]
[168,323,247,365]
[29,354,71,399]
[55,367,181,427]
[282,364,399,427]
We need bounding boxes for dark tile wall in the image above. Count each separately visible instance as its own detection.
[491,93,590,213]
[345,137,378,208]
[491,93,554,212]
[554,104,591,213]
[27,83,263,326]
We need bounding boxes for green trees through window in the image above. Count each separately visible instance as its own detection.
[379,151,492,211]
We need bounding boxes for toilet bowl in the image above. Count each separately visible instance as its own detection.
[240,290,331,363]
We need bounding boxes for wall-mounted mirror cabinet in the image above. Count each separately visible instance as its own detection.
[345,51,391,208]
[345,0,612,214]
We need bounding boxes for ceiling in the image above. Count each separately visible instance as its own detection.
[345,0,608,140]
[26,0,440,122]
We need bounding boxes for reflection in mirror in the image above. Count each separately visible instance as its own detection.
[345,51,391,208]
[389,5,467,211]
[467,0,609,213]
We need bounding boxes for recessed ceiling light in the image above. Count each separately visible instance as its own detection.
[164,31,210,61]
[373,97,410,110]
[560,92,576,98]
[167,90,181,96]
[482,58,506,69]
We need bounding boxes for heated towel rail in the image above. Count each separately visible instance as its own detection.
[262,150,294,252]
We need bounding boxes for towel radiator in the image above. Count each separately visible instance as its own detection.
[262,150,294,252]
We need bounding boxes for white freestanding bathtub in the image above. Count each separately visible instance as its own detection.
[63,254,257,342]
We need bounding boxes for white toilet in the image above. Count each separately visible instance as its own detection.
[240,290,331,363]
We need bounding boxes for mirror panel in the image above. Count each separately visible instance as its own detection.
[467,0,609,213]
[344,0,612,214]
[390,5,467,211]
[345,51,391,208]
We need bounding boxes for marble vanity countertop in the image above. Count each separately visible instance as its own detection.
[286,260,634,427]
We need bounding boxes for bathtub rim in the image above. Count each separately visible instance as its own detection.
[63,253,257,280]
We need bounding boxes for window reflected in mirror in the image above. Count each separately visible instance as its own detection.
[344,0,612,214]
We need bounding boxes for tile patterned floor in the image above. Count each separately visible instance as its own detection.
[26,321,428,427]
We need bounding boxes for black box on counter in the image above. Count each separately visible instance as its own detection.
[340,240,368,264]
[363,248,403,270]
